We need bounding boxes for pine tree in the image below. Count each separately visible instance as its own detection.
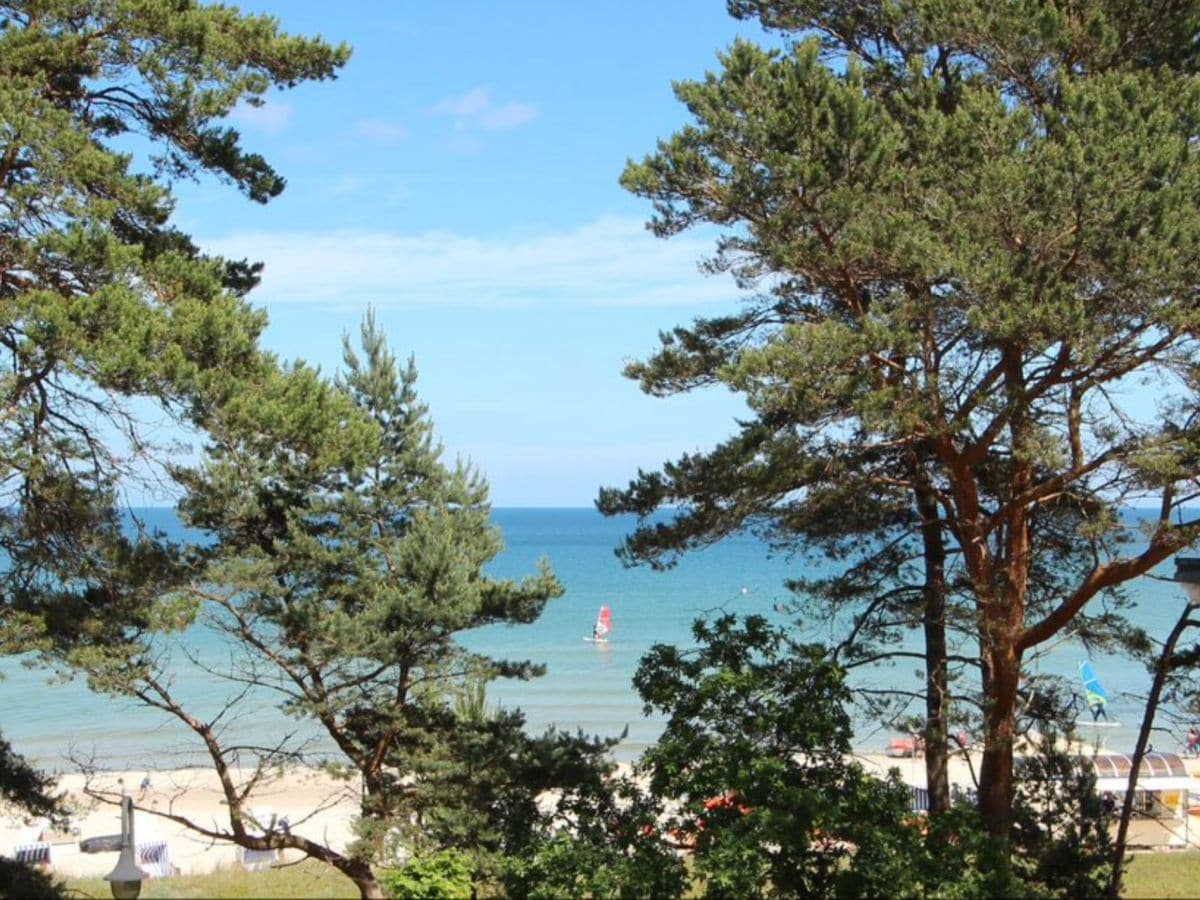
[602,0,1200,846]
[85,316,567,898]
[0,0,347,844]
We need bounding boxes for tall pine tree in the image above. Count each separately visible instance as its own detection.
[0,0,347,849]
[79,316,566,899]
[601,0,1200,847]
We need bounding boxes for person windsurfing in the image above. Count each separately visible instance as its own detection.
[1080,660,1109,721]
[587,604,612,643]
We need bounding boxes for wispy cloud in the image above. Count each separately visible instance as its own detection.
[201,217,735,309]
[304,173,409,204]
[228,99,294,134]
[478,100,538,131]
[431,87,538,132]
[354,118,408,144]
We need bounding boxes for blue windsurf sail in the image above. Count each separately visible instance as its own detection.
[1079,660,1108,711]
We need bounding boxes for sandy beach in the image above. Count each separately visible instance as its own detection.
[5,754,966,880]
[8,746,1200,880]
[0,766,362,878]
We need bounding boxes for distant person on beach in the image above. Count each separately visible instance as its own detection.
[139,774,152,799]
[1102,791,1116,815]
[1187,727,1199,756]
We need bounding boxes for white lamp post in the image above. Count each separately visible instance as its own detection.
[104,795,147,900]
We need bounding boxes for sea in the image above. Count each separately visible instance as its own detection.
[0,507,1192,772]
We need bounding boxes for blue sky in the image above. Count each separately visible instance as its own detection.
[174,1,774,507]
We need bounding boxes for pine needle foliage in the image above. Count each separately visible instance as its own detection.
[131,315,567,897]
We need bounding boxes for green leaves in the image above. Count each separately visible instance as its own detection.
[380,849,473,900]
[635,614,923,899]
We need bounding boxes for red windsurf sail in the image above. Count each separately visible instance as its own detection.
[594,605,612,639]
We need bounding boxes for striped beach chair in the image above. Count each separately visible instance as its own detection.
[237,845,278,871]
[11,841,51,869]
[138,840,175,878]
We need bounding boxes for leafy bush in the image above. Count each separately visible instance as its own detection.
[379,849,473,900]
[0,858,64,900]
[916,806,1033,900]
[635,614,929,899]
[500,764,687,900]
[503,831,687,900]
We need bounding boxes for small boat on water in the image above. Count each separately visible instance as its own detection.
[584,604,612,643]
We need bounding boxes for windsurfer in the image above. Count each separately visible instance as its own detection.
[1080,660,1111,723]
[586,604,612,643]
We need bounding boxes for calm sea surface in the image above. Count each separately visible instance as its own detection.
[0,507,1191,770]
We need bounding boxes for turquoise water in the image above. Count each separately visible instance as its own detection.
[0,508,1192,770]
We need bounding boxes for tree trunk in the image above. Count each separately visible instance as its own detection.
[922,593,950,814]
[978,638,1021,840]
[339,857,386,900]
[353,876,386,900]
[916,481,950,814]
[977,346,1030,842]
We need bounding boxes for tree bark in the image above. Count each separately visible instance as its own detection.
[976,345,1030,841]
[341,858,386,900]
[978,638,1021,840]
[916,480,951,814]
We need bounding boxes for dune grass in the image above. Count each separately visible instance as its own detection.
[63,859,358,899]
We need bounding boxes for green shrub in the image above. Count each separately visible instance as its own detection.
[379,849,473,900]
[502,831,687,900]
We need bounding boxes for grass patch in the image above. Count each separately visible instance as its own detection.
[63,858,359,899]
[1122,851,1200,898]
